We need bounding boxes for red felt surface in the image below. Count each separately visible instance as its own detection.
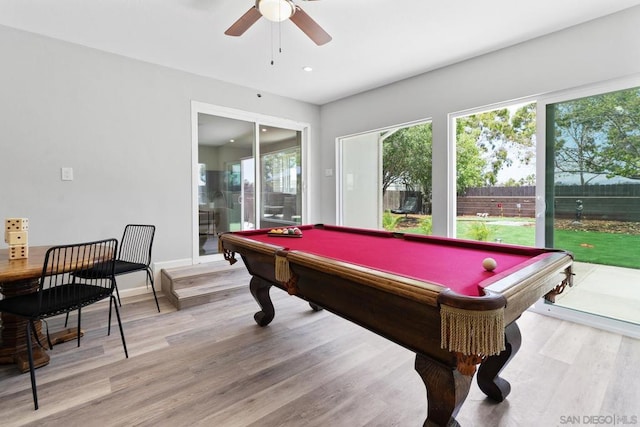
[236,225,548,296]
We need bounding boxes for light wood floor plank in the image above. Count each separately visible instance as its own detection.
[0,284,638,427]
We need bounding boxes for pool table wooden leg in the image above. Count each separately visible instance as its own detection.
[477,321,522,402]
[309,302,323,311]
[249,276,275,326]
[415,354,472,427]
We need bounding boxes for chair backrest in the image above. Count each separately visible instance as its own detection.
[118,224,155,266]
[39,238,118,317]
[403,197,417,211]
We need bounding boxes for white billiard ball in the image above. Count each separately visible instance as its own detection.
[482,257,497,272]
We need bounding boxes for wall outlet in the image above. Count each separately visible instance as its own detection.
[61,167,74,181]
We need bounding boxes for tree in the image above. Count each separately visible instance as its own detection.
[455,120,485,193]
[598,88,640,178]
[382,123,433,201]
[554,98,608,186]
[382,130,413,194]
[456,103,536,192]
[553,86,640,184]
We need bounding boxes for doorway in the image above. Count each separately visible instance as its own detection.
[192,102,308,263]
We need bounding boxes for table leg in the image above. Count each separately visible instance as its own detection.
[477,321,522,402]
[415,354,473,427]
[249,276,275,326]
[49,327,84,346]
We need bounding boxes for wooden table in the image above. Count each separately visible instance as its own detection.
[0,246,81,372]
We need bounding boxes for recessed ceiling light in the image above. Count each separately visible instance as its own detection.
[262,128,267,132]
[302,66,313,72]
[230,139,235,143]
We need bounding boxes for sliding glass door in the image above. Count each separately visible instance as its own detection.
[258,125,302,230]
[192,103,307,262]
[536,83,640,330]
[197,114,254,256]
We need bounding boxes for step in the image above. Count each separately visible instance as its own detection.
[161,259,251,310]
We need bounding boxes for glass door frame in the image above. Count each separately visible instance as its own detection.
[191,101,310,264]
[530,74,640,339]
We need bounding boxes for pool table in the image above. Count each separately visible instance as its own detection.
[220,224,573,426]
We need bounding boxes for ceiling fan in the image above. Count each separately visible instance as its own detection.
[225,0,332,46]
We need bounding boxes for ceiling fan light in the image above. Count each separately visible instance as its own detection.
[258,0,295,22]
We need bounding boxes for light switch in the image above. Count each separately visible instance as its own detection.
[61,167,74,181]
[325,168,333,177]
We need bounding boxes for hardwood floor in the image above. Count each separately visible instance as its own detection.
[0,285,638,426]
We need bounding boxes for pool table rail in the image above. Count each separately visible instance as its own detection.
[486,252,573,325]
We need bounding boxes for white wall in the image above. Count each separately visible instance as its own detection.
[318,6,640,236]
[0,24,320,284]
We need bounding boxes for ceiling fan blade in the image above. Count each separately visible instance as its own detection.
[289,5,332,46]
[224,6,262,37]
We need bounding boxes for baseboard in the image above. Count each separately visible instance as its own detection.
[118,285,160,298]
[152,258,194,272]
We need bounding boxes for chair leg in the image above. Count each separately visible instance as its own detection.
[76,307,82,347]
[147,268,160,313]
[114,281,122,307]
[26,321,39,410]
[111,295,129,358]
[108,295,113,336]
[64,311,70,327]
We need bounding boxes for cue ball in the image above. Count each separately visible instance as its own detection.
[482,257,497,271]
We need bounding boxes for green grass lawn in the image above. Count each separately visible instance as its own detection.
[554,230,640,269]
[396,216,640,269]
[456,219,535,246]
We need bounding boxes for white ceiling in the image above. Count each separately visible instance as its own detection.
[1,0,640,105]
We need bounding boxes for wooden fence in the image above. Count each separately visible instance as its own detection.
[385,184,640,221]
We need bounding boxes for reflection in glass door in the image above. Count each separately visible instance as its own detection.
[197,114,254,256]
[543,85,640,326]
[258,125,302,230]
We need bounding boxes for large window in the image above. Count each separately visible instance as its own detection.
[453,102,537,245]
[339,121,432,233]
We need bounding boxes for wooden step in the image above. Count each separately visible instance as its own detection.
[160,259,251,310]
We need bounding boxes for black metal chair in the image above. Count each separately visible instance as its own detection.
[116,224,159,311]
[75,224,159,312]
[0,238,128,410]
[391,196,418,217]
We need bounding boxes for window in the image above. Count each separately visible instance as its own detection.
[339,121,432,233]
[453,102,537,245]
